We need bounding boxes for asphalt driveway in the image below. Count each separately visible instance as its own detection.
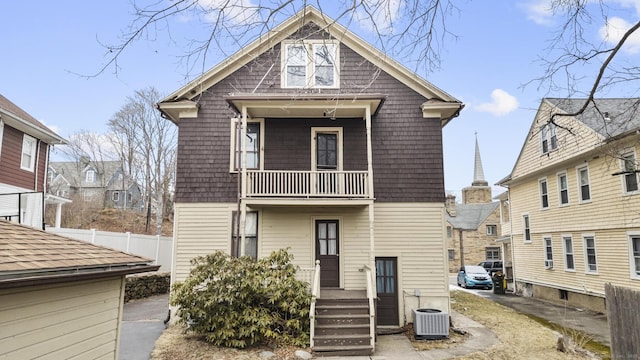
[119,294,170,360]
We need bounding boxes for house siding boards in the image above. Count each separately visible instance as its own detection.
[174,35,443,203]
[0,277,124,359]
[0,124,48,191]
[507,99,640,312]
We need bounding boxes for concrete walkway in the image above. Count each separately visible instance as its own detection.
[119,294,169,360]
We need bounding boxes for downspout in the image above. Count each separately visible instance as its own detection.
[459,229,465,267]
[234,119,241,257]
[240,107,248,257]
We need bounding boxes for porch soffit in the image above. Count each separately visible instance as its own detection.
[226,93,385,119]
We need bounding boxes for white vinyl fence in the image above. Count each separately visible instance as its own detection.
[46,228,173,272]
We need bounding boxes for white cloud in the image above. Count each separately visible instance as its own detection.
[475,89,519,116]
[197,0,259,25]
[355,0,403,33]
[599,16,640,54]
[522,0,554,26]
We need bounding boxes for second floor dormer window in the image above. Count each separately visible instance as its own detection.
[283,40,339,88]
[85,169,96,183]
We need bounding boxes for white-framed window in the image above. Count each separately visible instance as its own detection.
[85,169,96,183]
[486,247,500,260]
[543,236,553,268]
[486,224,497,236]
[558,172,569,205]
[231,211,258,259]
[523,214,531,242]
[229,118,264,172]
[577,165,591,202]
[621,152,639,194]
[311,127,343,171]
[20,134,37,171]
[629,233,640,279]
[112,191,120,202]
[583,234,598,273]
[282,40,339,88]
[541,122,557,154]
[539,178,549,208]
[562,234,575,271]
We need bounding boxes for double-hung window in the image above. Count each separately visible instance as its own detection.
[541,123,557,153]
[232,211,258,259]
[486,247,500,260]
[544,236,553,268]
[231,119,263,171]
[630,235,640,278]
[486,224,497,236]
[583,235,598,273]
[539,178,549,208]
[85,169,96,183]
[577,166,591,202]
[21,134,37,171]
[558,172,569,205]
[563,235,575,271]
[283,41,339,88]
[523,215,531,242]
[622,152,639,193]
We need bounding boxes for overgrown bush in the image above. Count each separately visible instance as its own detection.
[170,249,311,348]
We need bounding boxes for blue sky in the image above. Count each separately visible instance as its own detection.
[2,1,639,198]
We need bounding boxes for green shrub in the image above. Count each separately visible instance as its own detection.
[170,249,311,348]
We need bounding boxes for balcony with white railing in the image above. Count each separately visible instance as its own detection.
[246,170,371,200]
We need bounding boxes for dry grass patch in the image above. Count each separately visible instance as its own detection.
[450,290,598,360]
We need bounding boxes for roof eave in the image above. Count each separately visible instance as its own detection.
[0,108,67,145]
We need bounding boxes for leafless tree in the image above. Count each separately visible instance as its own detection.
[109,87,177,234]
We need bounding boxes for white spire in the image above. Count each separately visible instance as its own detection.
[472,133,488,186]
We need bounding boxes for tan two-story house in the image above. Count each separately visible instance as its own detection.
[500,98,640,312]
[158,6,463,355]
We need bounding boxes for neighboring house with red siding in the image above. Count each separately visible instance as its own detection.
[0,94,67,229]
[158,7,463,355]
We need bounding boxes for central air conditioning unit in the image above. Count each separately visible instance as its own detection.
[412,308,449,340]
[545,260,554,269]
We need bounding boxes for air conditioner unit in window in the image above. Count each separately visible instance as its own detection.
[412,308,449,340]
[545,260,554,269]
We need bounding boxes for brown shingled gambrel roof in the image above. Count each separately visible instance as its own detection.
[0,93,66,145]
[0,220,158,287]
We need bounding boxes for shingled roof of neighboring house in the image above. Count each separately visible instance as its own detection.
[447,202,499,231]
[49,161,136,190]
[0,220,158,288]
[546,98,640,139]
[0,93,66,145]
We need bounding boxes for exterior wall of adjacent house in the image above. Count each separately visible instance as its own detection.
[0,124,49,192]
[0,277,125,359]
[509,132,640,312]
[446,208,501,274]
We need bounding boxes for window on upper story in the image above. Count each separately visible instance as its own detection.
[539,178,549,208]
[558,172,569,205]
[448,249,455,261]
[230,119,263,172]
[541,122,557,154]
[577,166,591,202]
[583,235,598,273]
[563,235,575,271]
[523,214,531,242]
[112,191,120,202]
[446,226,452,238]
[622,152,639,194]
[85,169,96,183]
[282,41,339,88]
[486,224,497,236]
[630,235,640,279]
[20,134,37,172]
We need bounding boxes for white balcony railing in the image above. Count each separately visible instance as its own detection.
[247,170,370,198]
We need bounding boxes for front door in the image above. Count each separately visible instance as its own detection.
[376,257,399,325]
[316,220,340,287]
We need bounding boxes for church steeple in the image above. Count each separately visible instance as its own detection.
[472,133,488,187]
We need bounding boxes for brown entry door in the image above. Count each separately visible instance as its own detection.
[376,257,399,325]
[316,220,340,288]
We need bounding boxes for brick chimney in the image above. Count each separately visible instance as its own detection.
[445,194,456,217]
